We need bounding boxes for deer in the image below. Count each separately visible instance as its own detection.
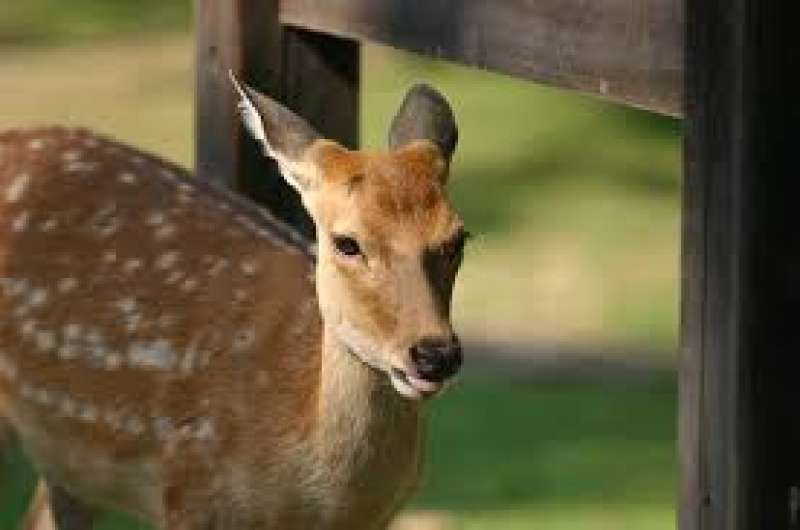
[0,77,467,530]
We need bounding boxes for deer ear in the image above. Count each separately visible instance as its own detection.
[229,71,322,192]
[388,84,458,163]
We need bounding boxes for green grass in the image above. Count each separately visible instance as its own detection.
[0,1,191,45]
[1,375,676,530]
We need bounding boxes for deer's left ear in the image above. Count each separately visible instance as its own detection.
[388,84,458,164]
[230,71,323,193]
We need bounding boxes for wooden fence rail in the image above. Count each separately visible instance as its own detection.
[280,0,683,116]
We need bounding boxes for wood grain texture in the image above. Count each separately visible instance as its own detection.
[681,0,800,528]
[195,0,359,236]
[280,0,682,116]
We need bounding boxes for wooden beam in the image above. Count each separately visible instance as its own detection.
[195,0,359,236]
[280,0,682,116]
[680,0,800,528]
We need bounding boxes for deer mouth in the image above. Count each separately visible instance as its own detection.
[390,367,444,400]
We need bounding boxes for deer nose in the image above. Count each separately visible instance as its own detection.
[409,336,463,382]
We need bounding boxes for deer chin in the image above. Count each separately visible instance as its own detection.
[389,367,444,400]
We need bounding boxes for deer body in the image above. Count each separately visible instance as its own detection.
[0,82,463,530]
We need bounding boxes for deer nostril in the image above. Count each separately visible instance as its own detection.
[409,336,463,382]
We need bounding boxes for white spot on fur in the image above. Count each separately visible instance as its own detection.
[114,297,137,314]
[123,258,143,273]
[63,323,82,341]
[180,329,221,374]
[28,288,48,308]
[115,299,143,332]
[5,173,31,203]
[20,319,37,337]
[128,339,178,370]
[28,139,45,151]
[40,217,58,232]
[59,396,78,417]
[124,312,142,333]
[103,250,118,264]
[34,388,54,407]
[57,277,78,293]
[92,204,120,237]
[64,161,100,173]
[57,343,78,360]
[240,260,258,276]
[85,328,103,345]
[155,250,180,270]
[35,330,56,352]
[152,416,176,440]
[104,353,123,370]
[176,191,193,205]
[124,415,146,436]
[77,403,99,423]
[119,171,137,185]
[61,150,81,163]
[154,224,176,240]
[207,257,228,277]
[158,168,179,182]
[165,270,183,285]
[11,211,30,232]
[145,211,165,226]
[191,417,216,441]
[180,278,198,292]
[0,277,27,296]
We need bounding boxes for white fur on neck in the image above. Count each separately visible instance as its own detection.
[332,319,385,374]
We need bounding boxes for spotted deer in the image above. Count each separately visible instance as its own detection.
[0,78,467,530]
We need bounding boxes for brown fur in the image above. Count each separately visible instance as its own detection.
[0,127,464,530]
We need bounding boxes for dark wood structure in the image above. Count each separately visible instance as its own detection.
[194,1,800,528]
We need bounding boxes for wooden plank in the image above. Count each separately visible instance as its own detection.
[195,0,278,189]
[195,0,359,236]
[680,0,800,528]
[280,0,682,116]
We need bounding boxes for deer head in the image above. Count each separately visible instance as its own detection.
[231,74,466,400]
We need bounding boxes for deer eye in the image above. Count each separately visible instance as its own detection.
[332,235,362,257]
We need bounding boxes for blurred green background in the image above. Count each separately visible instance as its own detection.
[0,2,681,529]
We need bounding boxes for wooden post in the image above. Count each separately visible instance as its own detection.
[680,1,800,528]
[194,0,359,237]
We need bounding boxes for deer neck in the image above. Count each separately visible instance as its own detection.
[306,324,421,521]
[316,324,419,450]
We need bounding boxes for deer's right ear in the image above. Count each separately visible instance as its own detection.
[229,71,322,193]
